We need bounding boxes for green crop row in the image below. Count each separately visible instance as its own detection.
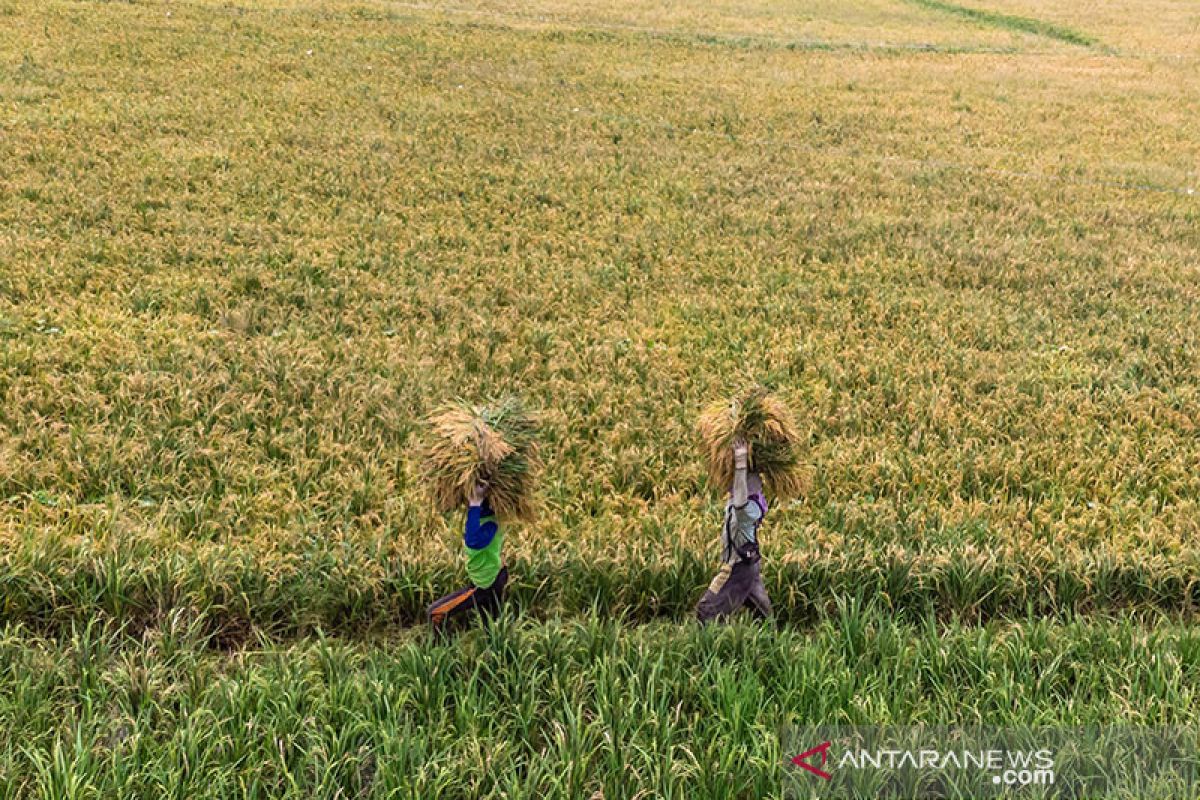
[2,610,1198,798]
[2,531,1197,641]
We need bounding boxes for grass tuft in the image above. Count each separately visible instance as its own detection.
[903,0,1096,46]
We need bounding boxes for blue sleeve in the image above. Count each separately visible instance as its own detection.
[464,503,498,550]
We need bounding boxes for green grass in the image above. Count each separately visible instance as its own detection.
[902,0,1096,46]
[2,610,1199,798]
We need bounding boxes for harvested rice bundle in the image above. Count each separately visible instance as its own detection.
[697,386,806,500]
[423,396,541,520]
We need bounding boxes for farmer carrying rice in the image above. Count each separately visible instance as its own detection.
[422,396,539,631]
[694,386,804,623]
[695,438,772,622]
[427,479,508,628]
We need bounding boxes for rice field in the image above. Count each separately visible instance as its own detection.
[1,0,1199,794]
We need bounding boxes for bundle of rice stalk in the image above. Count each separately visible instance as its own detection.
[423,396,541,520]
[697,386,805,500]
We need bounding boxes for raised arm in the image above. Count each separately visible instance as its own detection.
[731,438,749,508]
[464,480,498,549]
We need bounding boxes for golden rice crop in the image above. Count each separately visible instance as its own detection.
[697,386,807,500]
[1,0,1198,634]
[423,396,541,520]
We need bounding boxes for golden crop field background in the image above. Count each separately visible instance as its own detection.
[1,0,1198,635]
[3,1,1200,795]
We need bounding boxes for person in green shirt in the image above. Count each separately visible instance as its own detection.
[428,480,508,629]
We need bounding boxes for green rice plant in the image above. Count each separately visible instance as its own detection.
[2,612,1200,798]
[422,396,541,520]
[697,385,807,500]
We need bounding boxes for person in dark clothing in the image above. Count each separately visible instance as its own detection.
[428,480,508,629]
[695,438,773,623]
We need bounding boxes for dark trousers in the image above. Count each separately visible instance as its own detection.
[428,566,508,630]
[696,545,772,623]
